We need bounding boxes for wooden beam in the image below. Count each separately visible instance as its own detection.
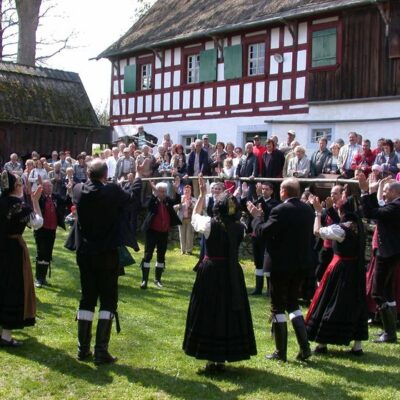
[210,35,224,57]
[151,48,163,65]
[377,2,390,37]
[281,18,298,45]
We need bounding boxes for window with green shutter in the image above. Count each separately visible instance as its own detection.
[224,45,242,80]
[199,49,217,83]
[124,64,137,93]
[312,28,337,68]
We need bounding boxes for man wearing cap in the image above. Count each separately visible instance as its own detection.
[202,135,215,157]
[253,135,266,174]
[279,130,296,156]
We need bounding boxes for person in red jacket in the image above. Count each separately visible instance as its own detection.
[351,139,375,177]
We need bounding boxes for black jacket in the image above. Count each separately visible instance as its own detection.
[252,197,314,274]
[73,178,142,254]
[261,150,285,178]
[361,193,400,258]
[236,153,258,178]
[38,193,66,230]
[141,193,182,232]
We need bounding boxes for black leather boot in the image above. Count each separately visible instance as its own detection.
[250,274,264,295]
[94,317,117,365]
[155,267,164,288]
[140,261,150,289]
[266,321,287,362]
[374,305,397,343]
[265,276,271,297]
[35,261,47,288]
[291,315,311,361]
[77,319,93,361]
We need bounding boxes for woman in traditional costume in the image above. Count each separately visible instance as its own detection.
[183,177,257,371]
[0,171,43,346]
[306,197,368,355]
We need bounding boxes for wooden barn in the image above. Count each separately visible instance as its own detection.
[98,0,400,151]
[0,62,103,164]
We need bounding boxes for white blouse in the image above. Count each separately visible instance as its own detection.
[28,213,44,230]
[319,224,346,243]
[191,213,212,239]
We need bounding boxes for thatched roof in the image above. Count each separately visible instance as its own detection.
[98,0,374,59]
[0,62,100,130]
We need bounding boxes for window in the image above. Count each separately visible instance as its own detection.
[182,135,198,154]
[140,63,152,90]
[311,128,332,143]
[244,131,268,143]
[187,54,200,84]
[248,43,265,76]
[311,28,337,68]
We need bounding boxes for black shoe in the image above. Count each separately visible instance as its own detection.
[0,338,22,347]
[250,275,263,295]
[266,350,286,362]
[140,280,148,289]
[373,333,397,343]
[35,280,43,288]
[314,345,328,354]
[296,347,312,361]
[154,280,163,288]
[347,348,364,356]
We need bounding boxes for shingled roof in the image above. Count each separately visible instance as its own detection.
[98,0,374,59]
[0,62,100,129]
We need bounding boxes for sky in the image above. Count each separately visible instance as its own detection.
[40,0,141,110]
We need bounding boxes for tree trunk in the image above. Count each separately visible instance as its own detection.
[16,0,42,66]
[0,0,4,60]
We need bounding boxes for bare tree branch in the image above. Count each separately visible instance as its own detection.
[35,36,72,62]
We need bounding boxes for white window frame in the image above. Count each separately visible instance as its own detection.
[182,135,198,154]
[248,43,265,76]
[311,128,333,144]
[187,54,200,84]
[140,63,152,90]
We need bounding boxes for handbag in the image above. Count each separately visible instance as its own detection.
[118,246,135,267]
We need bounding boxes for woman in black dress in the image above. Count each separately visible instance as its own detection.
[306,196,368,354]
[0,171,43,347]
[183,177,257,371]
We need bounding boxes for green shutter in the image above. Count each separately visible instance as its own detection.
[199,49,217,83]
[224,45,242,80]
[312,28,337,68]
[124,64,137,93]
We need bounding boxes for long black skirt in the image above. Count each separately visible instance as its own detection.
[306,254,368,345]
[0,238,35,329]
[183,259,257,362]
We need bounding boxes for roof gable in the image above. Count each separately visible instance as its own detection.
[0,62,100,129]
[98,0,372,59]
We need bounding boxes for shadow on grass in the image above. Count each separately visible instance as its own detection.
[122,366,363,400]
[307,350,400,390]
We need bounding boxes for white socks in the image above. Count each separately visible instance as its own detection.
[1,329,12,342]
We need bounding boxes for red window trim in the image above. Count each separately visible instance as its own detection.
[242,35,268,79]
[181,44,204,86]
[308,20,343,72]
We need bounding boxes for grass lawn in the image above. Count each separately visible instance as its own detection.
[1,228,399,400]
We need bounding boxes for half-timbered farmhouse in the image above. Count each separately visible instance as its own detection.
[98,0,400,151]
[0,62,102,164]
